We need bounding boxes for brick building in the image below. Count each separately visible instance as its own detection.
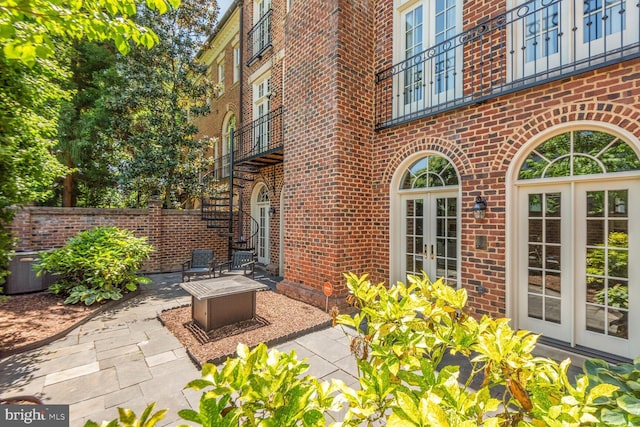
[199,0,640,360]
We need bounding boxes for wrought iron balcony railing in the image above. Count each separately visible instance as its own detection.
[236,105,284,166]
[247,9,272,64]
[375,0,640,130]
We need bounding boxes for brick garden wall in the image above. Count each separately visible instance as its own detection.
[10,200,229,273]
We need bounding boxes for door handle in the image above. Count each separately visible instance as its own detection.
[430,245,435,259]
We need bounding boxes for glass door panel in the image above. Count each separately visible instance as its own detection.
[518,187,570,341]
[405,198,424,277]
[435,196,458,286]
[578,187,632,354]
[402,193,458,285]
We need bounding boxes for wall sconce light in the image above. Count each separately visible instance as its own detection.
[472,195,487,220]
[269,206,276,215]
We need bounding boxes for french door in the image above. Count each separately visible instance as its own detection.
[402,192,459,286]
[254,185,270,265]
[518,180,639,358]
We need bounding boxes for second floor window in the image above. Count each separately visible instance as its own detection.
[233,46,240,83]
[396,0,462,115]
[511,0,638,80]
[218,60,225,93]
[250,0,272,58]
[253,76,271,153]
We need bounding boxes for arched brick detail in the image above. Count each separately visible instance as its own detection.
[491,102,640,171]
[381,136,473,186]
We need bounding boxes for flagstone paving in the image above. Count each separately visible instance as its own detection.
[0,272,359,426]
[0,271,585,426]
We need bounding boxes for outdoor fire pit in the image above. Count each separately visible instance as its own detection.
[179,275,269,331]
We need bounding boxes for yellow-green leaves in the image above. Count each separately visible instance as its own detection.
[0,0,179,65]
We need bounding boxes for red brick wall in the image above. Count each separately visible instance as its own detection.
[371,61,640,317]
[194,18,241,164]
[278,0,376,307]
[275,0,640,318]
[10,200,229,273]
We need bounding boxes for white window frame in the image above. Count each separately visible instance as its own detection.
[254,0,272,23]
[217,56,225,95]
[233,45,240,83]
[507,122,640,359]
[253,73,271,153]
[507,0,639,82]
[393,0,463,118]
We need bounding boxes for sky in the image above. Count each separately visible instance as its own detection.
[217,0,234,17]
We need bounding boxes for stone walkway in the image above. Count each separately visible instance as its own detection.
[0,272,359,426]
[0,271,585,426]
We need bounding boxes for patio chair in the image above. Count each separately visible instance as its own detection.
[218,250,256,278]
[181,249,216,282]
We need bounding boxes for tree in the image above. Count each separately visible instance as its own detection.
[0,0,178,288]
[0,49,70,288]
[105,0,219,208]
[54,40,122,207]
[0,0,180,65]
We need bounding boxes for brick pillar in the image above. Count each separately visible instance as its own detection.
[146,199,163,273]
[277,0,376,308]
[9,206,33,251]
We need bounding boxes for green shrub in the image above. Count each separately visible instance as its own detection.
[584,356,640,426]
[180,343,341,426]
[84,403,166,427]
[87,273,629,427]
[37,226,153,305]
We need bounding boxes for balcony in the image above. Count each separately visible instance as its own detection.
[235,105,284,167]
[247,9,272,64]
[375,0,640,130]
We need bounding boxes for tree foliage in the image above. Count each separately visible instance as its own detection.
[0,0,180,65]
[103,0,218,208]
[53,40,123,207]
[0,48,71,288]
[0,0,177,288]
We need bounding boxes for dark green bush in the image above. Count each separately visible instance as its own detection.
[37,226,153,305]
[584,356,640,426]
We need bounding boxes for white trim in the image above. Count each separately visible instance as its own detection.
[389,151,461,285]
[247,49,284,84]
[505,120,640,344]
[252,183,270,265]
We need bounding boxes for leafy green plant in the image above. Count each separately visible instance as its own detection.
[36,226,153,305]
[180,342,341,427]
[583,356,640,426]
[84,403,167,427]
[335,273,614,426]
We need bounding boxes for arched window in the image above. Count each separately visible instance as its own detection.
[514,127,640,359]
[400,155,459,189]
[257,185,269,203]
[518,130,640,180]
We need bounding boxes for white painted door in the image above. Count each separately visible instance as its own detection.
[402,192,459,286]
[518,181,639,358]
[255,185,270,265]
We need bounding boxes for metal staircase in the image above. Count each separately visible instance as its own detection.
[201,167,259,260]
[200,106,285,260]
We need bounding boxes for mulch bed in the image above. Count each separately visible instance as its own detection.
[159,290,333,366]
